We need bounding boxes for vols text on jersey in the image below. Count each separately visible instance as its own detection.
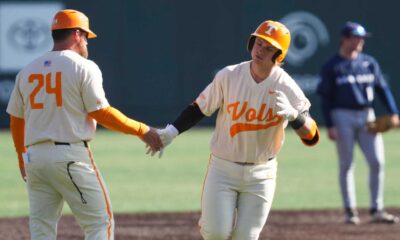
[227,101,282,137]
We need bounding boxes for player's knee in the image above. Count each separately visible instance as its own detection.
[231,230,260,240]
[200,225,232,240]
[340,160,353,171]
[29,216,58,239]
[82,217,115,240]
[368,159,384,173]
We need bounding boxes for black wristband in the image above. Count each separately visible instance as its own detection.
[172,103,205,134]
[289,114,306,130]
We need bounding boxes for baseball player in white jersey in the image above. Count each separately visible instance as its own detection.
[7,9,162,240]
[151,20,320,240]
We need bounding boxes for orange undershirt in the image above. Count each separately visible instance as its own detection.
[88,106,149,137]
[10,116,26,173]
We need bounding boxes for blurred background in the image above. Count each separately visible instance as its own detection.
[0,0,398,128]
[1,0,400,220]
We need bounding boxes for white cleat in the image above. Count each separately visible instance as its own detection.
[345,215,361,225]
[345,208,360,225]
[370,211,400,224]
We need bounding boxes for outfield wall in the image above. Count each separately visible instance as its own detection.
[0,0,398,128]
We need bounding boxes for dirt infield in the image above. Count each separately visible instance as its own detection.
[1,208,399,240]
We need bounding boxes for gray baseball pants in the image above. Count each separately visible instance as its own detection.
[332,108,385,211]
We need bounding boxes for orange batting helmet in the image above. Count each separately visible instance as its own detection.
[52,9,97,38]
[247,20,291,63]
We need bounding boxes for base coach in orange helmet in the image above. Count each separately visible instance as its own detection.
[152,20,320,240]
[7,9,162,240]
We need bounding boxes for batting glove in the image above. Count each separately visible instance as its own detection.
[159,124,179,147]
[275,90,298,121]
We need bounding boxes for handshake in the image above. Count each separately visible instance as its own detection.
[144,124,179,158]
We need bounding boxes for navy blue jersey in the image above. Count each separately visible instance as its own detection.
[317,53,398,127]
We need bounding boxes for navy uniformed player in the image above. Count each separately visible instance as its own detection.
[317,21,399,224]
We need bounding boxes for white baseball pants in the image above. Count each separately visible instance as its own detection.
[199,154,277,240]
[25,142,114,240]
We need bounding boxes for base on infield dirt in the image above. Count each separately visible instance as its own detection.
[1,208,399,240]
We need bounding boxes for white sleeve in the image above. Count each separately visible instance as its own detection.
[6,73,25,118]
[195,70,225,116]
[80,61,110,112]
[280,76,311,113]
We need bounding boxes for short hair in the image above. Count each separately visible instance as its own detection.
[52,28,77,42]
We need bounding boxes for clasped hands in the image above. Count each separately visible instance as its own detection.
[145,124,178,158]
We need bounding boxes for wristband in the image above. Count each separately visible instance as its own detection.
[166,124,179,138]
[289,114,306,130]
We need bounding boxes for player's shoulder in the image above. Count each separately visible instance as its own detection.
[217,61,250,77]
[273,65,287,75]
[272,65,292,81]
[322,54,342,69]
[273,66,307,101]
[19,52,50,69]
[63,51,99,68]
[61,51,102,76]
[225,61,250,72]
[358,53,378,63]
[225,61,249,71]
[270,65,297,86]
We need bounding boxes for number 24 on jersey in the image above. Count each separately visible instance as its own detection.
[29,72,62,109]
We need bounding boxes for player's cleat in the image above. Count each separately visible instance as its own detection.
[345,208,360,225]
[370,210,400,224]
[346,215,361,225]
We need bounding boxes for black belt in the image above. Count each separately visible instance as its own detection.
[234,156,275,166]
[54,141,88,148]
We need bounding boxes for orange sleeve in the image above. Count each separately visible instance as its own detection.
[88,106,150,137]
[10,115,26,171]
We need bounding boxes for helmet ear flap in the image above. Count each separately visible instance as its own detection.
[271,49,282,63]
[247,36,256,52]
[248,37,282,64]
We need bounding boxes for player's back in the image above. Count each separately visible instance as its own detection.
[14,50,103,145]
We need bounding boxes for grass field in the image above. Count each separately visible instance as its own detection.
[1,128,399,217]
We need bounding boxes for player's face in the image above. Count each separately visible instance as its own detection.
[343,36,364,53]
[251,37,279,67]
[77,30,89,58]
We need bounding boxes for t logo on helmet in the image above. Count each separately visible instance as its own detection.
[247,20,291,63]
[265,23,278,35]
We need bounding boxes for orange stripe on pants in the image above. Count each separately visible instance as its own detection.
[87,146,113,240]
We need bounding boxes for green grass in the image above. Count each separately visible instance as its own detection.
[1,128,399,217]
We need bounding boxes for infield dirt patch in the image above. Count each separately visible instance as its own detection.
[1,208,399,240]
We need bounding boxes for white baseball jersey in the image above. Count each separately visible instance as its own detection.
[196,61,310,163]
[7,50,109,146]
